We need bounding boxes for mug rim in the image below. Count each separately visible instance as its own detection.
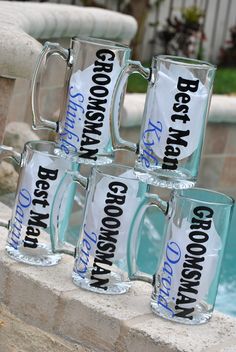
[72,36,130,50]
[153,55,216,70]
[174,187,234,207]
[25,140,76,161]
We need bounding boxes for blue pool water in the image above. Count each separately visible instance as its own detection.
[215,205,236,316]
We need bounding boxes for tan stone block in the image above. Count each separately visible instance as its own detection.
[7,270,59,331]
[6,255,76,332]
[0,226,10,250]
[0,248,14,303]
[205,336,236,352]
[7,91,30,124]
[0,304,92,352]
[0,77,15,143]
[12,78,30,96]
[197,156,224,189]
[220,157,236,187]
[0,226,19,304]
[55,281,152,351]
[202,123,228,155]
[120,311,236,352]
[225,125,236,154]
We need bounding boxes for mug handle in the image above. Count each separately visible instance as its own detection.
[0,145,22,228]
[127,192,169,284]
[0,145,21,165]
[50,170,88,256]
[111,60,150,152]
[31,41,71,131]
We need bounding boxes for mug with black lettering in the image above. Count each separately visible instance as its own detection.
[31,37,149,164]
[112,55,216,189]
[50,163,151,294]
[0,140,78,266]
[128,187,234,324]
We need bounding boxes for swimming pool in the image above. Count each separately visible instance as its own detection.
[215,205,236,316]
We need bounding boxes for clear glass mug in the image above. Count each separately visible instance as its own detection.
[31,36,149,164]
[50,163,167,294]
[0,140,78,266]
[128,188,234,324]
[112,55,216,189]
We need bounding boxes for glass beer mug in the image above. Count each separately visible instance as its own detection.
[0,140,78,266]
[50,163,166,294]
[31,37,149,164]
[112,55,216,189]
[128,187,233,324]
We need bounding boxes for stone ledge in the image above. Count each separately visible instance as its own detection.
[0,1,137,79]
[122,94,236,127]
[0,304,92,352]
[0,202,236,352]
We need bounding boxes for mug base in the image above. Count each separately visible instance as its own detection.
[55,147,114,165]
[72,271,131,295]
[150,298,212,325]
[134,164,196,189]
[5,243,62,266]
[77,155,114,165]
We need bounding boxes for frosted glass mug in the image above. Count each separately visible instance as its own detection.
[128,188,234,324]
[112,55,216,189]
[0,140,78,266]
[31,37,149,164]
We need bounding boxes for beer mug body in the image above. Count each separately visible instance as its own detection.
[151,188,233,324]
[58,37,131,164]
[135,56,216,189]
[6,141,76,266]
[72,164,148,294]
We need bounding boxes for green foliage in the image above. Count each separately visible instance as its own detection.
[182,5,204,25]
[213,68,236,94]
[127,73,148,93]
[156,4,205,58]
[127,67,236,95]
